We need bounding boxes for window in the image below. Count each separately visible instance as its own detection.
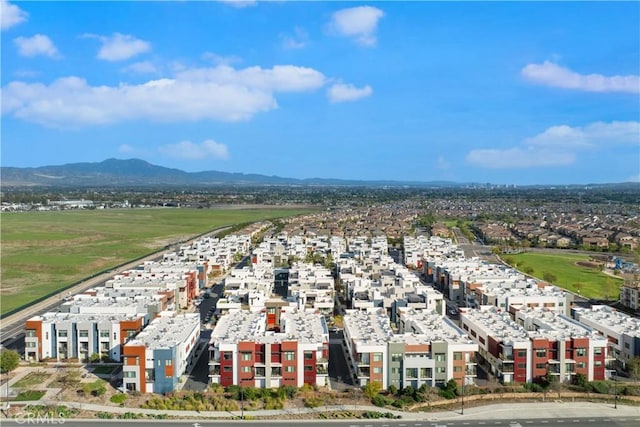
[517,350,527,358]
[45,332,49,340]
[373,353,382,362]
[285,366,295,373]
[577,362,586,369]
[406,368,418,378]
[453,352,462,361]
[241,366,252,373]
[223,366,232,372]
[594,347,603,355]
[517,363,526,369]
[454,366,462,372]
[435,353,445,362]
[124,371,136,378]
[391,353,402,362]
[391,367,399,374]
[58,331,68,337]
[271,367,282,376]
[304,365,313,371]
[100,331,110,338]
[595,361,602,367]
[575,348,586,357]
[284,351,295,361]
[79,330,89,338]
[536,349,546,358]
[436,367,446,374]
[26,342,36,348]
[420,367,432,377]
[624,342,630,349]
[26,330,36,338]
[165,359,172,366]
[304,351,314,360]
[536,363,546,369]
[126,330,137,338]
[241,352,252,361]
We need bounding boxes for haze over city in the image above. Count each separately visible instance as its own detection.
[1,0,639,185]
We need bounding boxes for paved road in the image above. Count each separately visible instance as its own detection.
[2,416,638,427]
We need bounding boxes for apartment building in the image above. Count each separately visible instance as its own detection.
[122,312,200,394]
[208,307,329,388]
[619,277,640,311]
[25,312,147,362]
[460,306,608,384]
[571,305,640,369]
[343,308,477,388]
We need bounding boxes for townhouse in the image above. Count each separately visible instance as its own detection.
[208,307,329,388]
[122,312,201,394]
[571,305,640,369]
[25,312,147,362]
[343,308,478,388]
[460,306,608,384]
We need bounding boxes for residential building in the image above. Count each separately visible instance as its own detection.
[122,312,200,394]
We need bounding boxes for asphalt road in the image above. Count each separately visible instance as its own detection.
[2,417,638,427]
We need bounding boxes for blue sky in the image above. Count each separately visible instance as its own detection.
[1,1,639,185]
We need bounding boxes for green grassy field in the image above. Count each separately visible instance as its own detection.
[504,252,622,300]
[1,207,312,314]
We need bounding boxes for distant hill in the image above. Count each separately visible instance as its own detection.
[0,158,460,188]
[1,158,638,189]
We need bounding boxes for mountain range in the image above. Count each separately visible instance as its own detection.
[1,158,638,189]
[0,158,459,188]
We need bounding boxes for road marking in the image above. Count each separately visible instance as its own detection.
[572,420,580,423]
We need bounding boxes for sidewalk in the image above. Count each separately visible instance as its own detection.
[7,400,639,421]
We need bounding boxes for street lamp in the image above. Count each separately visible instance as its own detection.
[614,373,617,409]
[461,377,465,415]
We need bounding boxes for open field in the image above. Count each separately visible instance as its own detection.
[504,252,623,300]
[1,207,313,314]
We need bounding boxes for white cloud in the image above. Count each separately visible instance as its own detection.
[466,121,640,169]
[177,64,326,92]
[281,27,308,50]
[14,34,59,58]
[521,61,640,94]
[122,61,158,74]
[159,140,229,160]
[2,64,326,127]
[201,51,242,65]
[327,83,372,103]
[328,6,384,47]
[1,0,28,31]
[84,33,151,61]
[118,144,135,153]
[217,0,257,8]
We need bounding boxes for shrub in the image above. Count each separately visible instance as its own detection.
[109,393,127,404]
[589,381,610,394]
[97,412,114,419]
[372,394,388,407]
[304,396,322,408]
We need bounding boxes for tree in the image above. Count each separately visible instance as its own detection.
[628,356,640,383]
[542,272,557,283]
[363,381,382,400]
[0,349,19,374]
